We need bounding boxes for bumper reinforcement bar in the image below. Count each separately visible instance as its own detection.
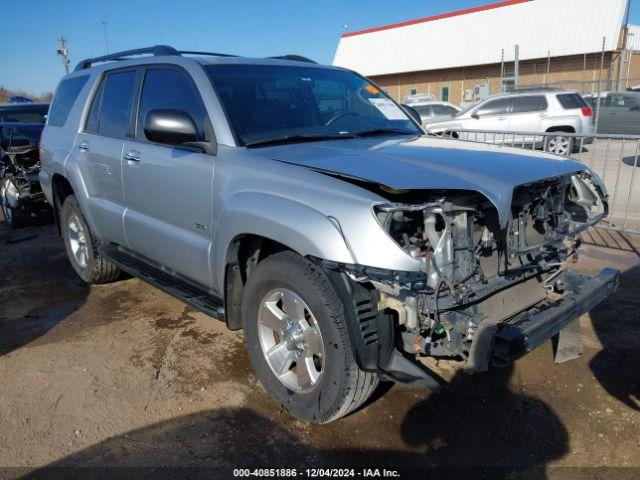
[491,268,619,367]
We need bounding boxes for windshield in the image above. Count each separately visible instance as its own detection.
[205,65,421,146]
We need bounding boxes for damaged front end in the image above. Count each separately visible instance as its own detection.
[321,171,618,387]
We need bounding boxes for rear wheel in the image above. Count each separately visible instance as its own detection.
[241,251,378,423]
[545,133,574,156]
[0,177,29,228]
[60,195,120,284]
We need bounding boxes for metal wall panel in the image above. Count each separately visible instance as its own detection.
[333,0,628,77]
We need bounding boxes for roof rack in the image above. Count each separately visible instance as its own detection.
[180,50,237,58]
[269,55,317,64]
[74,45,318,72]
[74,45,180,71]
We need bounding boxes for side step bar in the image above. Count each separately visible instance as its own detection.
[100,246,225,321]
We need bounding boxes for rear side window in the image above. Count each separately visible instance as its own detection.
[137,68,209,142]
[48,75,89,127]
[556,93,587,110]
[475,98,511,117]
[98,70,137,139]
[512,96,548,113]
[85,81,104,134]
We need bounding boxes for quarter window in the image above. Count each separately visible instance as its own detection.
[97,70,137,139]
[48,75,89,127]
[512,96,548,113]
[138,68,209,142]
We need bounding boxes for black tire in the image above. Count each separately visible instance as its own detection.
[1,178,29,228]
[241,251,378,423]
[60,195,120,284]
[545,132,574,156]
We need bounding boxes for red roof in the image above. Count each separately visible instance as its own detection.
[341,0,533,38]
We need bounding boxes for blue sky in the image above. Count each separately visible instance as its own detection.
[1,0,638,94]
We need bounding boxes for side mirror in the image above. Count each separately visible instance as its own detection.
[471,112,480,119]
[402,105,423,125]
[144,109,199,147]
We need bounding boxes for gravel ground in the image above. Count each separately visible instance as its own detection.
[0,221,638,479]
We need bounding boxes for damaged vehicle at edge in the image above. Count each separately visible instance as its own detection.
[1,123,50,227]
[40,49,619,424]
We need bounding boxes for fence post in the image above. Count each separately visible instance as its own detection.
[595,37,606,134]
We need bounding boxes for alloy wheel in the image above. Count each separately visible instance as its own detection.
[67,212,89,268]
[257,288,325,392]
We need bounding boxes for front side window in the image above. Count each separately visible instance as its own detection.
[48,75,89,127]
[432,105,458,116]
[137,68,209,142]
[98,70,136,139]
[475,98,511,117]
[512,96,548,113]
[206,65,421,146]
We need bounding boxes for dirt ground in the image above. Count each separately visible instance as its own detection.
[0,220,639,479]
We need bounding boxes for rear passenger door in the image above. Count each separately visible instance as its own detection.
[508,95,548,140]
[75,67,140,246]
[122,65,215,288]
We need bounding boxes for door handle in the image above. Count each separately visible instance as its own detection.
[78,142,90,153]
[123,150,142,165]
[498,116,507,121]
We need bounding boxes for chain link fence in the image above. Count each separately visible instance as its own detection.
[438,129,640,236]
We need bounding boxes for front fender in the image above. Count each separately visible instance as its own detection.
[213,191,355,293]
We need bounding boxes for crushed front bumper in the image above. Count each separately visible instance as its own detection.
[491,268,619,367]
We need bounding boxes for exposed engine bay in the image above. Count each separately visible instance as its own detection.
[0,124,49,227]
[324,171,611,376]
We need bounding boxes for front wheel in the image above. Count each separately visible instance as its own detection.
[241,251,378,423]
[545,133,574,156]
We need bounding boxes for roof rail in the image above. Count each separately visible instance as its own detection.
[512,86,564,93]
[269,55,317,64]
[74,45,180,71]
[180,50,237,58]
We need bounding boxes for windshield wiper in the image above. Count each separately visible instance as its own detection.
[245,133,355,148]
[354,128,417,137]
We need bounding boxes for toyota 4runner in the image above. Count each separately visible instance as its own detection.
[40,46,618,423]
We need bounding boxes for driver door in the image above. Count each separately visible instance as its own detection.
[122,65,215,288]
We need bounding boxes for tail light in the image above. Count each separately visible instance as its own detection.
[581,106,593,117]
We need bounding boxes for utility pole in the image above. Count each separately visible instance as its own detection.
[595,37,606,134]
[546,50,551,86]
[56,37,70,74]
[101,20,110,53]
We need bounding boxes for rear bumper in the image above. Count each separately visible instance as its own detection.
[491,268,619,367]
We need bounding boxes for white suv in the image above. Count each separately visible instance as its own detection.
[427,89,595,155]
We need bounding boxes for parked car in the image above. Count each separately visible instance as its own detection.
[402,93,435,105]
[0,123,49,227]
[584,91,640,135]
[41,46,617,424]
[0,103,49,124]
[427,89,594,155]
[402,101,461,127]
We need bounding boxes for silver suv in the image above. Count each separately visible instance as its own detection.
[40,46,618,423]
[428,89,595,155]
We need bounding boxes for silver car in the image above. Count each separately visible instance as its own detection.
[428,89,595,155]
[402,101,461,127]
[40,46,618,423]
